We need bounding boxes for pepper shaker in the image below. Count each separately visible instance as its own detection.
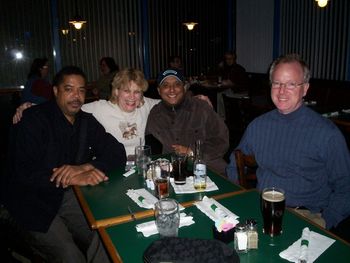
[246,219,258,249]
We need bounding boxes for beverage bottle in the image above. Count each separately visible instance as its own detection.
[193,140,207,190]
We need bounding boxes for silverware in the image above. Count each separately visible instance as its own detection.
[128,206,136,221]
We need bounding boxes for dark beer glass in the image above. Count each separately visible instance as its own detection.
[261,187,285,236]
[171,153,187,185]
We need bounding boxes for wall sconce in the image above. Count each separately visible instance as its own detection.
[61,29,69,35]
[315,0,329,8]
[183,22,198,31]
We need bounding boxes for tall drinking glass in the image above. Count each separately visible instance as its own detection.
[152,161,170,199]
[261,187,285,236]
[171,153,187,185]
[154,199,180,237]
[135,145,151,177]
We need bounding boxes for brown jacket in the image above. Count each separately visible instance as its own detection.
[146,95,229,174]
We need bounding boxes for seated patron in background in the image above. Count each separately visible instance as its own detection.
[1,66,126,262]
[216,51,250,118]
[226,54,350,241]
[22,57,53,104]
[168,55,183,71]
[218,51,249,91]
[146,69,229,174]
[94,57,119,99]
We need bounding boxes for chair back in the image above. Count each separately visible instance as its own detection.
[234,149,257,189]
[222,94,248,132]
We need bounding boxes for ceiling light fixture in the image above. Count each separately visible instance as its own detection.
[315,0,329,8]
[61,29,69,35]
[69,0,86,30]
[183,22,198,31]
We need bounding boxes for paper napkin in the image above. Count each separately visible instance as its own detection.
[123,169,136,177]
[126,188,185,210]
[279,227,335,263]
[322,111,339,117]
[136,213,195,237]
[126,188,159,209]
[195,196,239,225]
[170,176,219,194]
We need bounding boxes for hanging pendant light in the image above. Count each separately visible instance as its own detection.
[183,22,198,31]
[69,0,86,30]
[315,0,329,8]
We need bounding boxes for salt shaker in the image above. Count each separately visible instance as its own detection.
[234,223,248,253]
[246,219,258,249]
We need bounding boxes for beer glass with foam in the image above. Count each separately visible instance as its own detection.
[261,187,285,236]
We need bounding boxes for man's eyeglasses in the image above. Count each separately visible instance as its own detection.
[271,81,305,90]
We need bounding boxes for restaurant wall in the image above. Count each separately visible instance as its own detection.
[1,0,349,88]
[279,0,350,80]
[0,0,53,87]
[236,0,350,81]
[57,0,143,82]
[147,0,228,79]
[0,0,229,86]
[236,0,274,74]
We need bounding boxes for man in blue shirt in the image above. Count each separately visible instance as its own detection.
[1,66,126,262]
[226,54,350,241]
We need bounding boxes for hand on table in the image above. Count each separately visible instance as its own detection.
[171,144,193,156]
[51,164,108,188]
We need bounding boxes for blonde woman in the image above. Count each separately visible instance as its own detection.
[82,68,159,157]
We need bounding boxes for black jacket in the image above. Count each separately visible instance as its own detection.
[1,100,126,232]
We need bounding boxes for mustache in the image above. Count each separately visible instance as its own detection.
[68,99,83,106]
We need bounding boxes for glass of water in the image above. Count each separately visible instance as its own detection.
[154,198,180,237]
[135,145,151,177]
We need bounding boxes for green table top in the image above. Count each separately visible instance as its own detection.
[100,190,350,263]
[76,164,242,228]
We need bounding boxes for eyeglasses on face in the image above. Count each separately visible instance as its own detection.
[271,81,304,90]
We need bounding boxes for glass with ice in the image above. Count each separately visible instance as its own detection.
[154,198,180,237]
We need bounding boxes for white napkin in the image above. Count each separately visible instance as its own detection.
[123,169,136,177]
[170,176,219,194]
[342,109,350,114]
[195,196,239,225]
[279,227,335,263]
[126,188,185,210]
[136,213,195,237]
[322,111,339,117]
[126,188,159,209]
[304,100,317,106]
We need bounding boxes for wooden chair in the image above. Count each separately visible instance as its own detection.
[234,149,257,189]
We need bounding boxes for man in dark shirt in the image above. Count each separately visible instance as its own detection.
[1,66,126,262]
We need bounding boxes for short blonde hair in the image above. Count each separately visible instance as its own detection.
[110,68,148,103]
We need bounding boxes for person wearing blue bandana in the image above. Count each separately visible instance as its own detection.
[146,68,229,175]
